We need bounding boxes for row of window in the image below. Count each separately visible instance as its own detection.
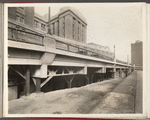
[52,20,59,35]
[34,20,46,30]
[16,15,25,23]
[51,18,64,36]
[72,17,85,42]
[16,7,25,24]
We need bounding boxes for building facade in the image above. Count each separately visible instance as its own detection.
[131,40,143,67]
[50,7,87,43]
[88,43,114,58]
[8,7,87,43]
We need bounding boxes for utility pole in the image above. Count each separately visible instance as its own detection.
[114,45,115,59]
[127,55,129,65]
[48,7,52,35]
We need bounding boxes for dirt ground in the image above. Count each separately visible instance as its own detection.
[9,71,142,114]
[9,78,123,114]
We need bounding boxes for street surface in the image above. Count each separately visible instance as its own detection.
[9,71,142,114]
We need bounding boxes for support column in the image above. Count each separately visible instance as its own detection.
[91,73,94,83]
[119,69,125,78]
[112,72,116,79]
[102,73,104,81]
[125,70,128,77]
[119,70,122,78]
[65,76,75,88]
[85,75,90,84]
[25,65,30,96]
[68,81,72,88]
[36,78,41,93]
[112,67,116,79]
[99,74,104,82]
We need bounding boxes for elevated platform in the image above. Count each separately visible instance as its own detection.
[8,19,134,99]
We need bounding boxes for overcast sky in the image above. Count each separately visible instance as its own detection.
[35,3,143,62]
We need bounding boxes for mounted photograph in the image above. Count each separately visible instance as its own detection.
[3,3,147,118]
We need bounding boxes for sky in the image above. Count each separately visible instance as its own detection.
[35,3,143,63]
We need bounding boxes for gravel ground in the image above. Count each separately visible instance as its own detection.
[9,78,123,114]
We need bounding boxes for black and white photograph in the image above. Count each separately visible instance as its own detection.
[2,3,149,118]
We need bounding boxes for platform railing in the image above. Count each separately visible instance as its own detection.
[55,40,114,61]
[8,19,44,46]
[8,19,128,64]
[116,59,127,65]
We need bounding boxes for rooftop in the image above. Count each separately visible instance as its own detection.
[51,7,87,24]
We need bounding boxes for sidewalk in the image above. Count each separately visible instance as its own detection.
[8,71,142,114]
[91,71,140,114]
[135,71,143,113]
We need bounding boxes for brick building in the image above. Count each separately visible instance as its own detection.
[8,7,87,43]
[131,40,143,67]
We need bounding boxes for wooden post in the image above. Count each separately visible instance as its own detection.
[25,65,30,96]
[36,78,41,93]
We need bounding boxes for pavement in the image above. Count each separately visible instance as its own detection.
[135,71,143,113]
[91,71,143,114]
[8,71,142,114]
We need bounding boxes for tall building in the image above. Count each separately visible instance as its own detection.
[131,40,143,67]
[50,7,87,43]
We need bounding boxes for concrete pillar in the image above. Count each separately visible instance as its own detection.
[65,76,74,88]
[68,81,72,88]
[91,73,94,83]
[119,70,123,78]
[36,78,41,93]
[112,72,116,79]
[101,74,104,81]
[86,75,90,84]
[25,65,30,96]
[112,67,116,79]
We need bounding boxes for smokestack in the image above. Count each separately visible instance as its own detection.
[48,7,52,34]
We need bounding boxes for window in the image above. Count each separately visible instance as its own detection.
[72,18,76,40]
[41,24,46,30]
[34,20,38,27]
[16,15,20,22]
[53,23,55,34]
[57,20,59,36]
[20,17,24,23]
[78,21,80,41]
[16,15,24,23]
[82,25,84,42]
[63,17,65,37]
